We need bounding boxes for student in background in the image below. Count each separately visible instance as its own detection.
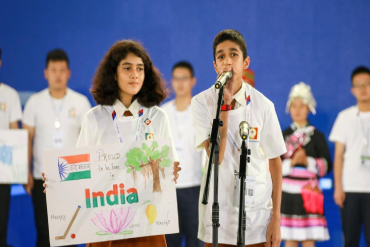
[0,47,23,247]
[330,66,370,247]
[161,61,203,247]
[280,82,332,247]
[22,49,91,247]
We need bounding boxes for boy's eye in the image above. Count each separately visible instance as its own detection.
[123,67,131,70]
[232,53,237,57]
[217,55,224,59]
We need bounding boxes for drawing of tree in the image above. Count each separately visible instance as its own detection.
[125,141,171,192]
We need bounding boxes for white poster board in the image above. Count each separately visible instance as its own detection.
[43,138,179,246]
[0,129,28,184]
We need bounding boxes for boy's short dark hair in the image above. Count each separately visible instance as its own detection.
[351,66,370,84]
[46,49,69,68]
[213,29,247,61]
[172,61,194,77]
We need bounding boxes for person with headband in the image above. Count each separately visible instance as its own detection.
[280,82,332,247]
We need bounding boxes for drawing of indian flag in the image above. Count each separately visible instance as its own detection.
[58,154,91,182]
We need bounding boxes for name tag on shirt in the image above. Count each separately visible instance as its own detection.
[245,175,256,207]
[52,130,65,149]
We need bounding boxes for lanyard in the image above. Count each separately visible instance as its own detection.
[109,106,144,143]
[50,94,66,118]
[227,90,251,152]
[358,110,370,147]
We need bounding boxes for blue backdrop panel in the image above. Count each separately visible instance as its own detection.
[1,1,369,246]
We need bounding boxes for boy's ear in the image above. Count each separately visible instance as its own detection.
[244,56,251,70]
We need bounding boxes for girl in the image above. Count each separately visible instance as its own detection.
[281,82,332,247]
[43,40,181,247]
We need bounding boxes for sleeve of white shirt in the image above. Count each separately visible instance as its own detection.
[260,102,287,159]
[329,112,346,144]
[79,97,92,126]
[76,110,98,148]
[160,110,179,162]
[191,95,211,151]
[10,90,22,123]
[22,95,36,127]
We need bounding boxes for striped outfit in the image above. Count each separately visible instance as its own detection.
[280,123,332,241]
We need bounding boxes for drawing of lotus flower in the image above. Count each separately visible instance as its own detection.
[92,207,135,235]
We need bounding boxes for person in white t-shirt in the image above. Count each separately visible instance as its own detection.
[191,29,286,247]
[22,49,91,247]
[162,61,203,247]
[329,66,370,247]
[44,40,181,247]
[0,47,23,247]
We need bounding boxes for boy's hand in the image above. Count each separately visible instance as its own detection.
[265,215,281,247]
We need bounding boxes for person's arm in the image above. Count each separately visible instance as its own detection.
[9,121,19,129]
[266,156,282,247]
[333,142,345,208]
[22,123,35,195]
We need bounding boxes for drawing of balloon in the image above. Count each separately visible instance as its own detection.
[146,204,157,224]
[92,207,135,235]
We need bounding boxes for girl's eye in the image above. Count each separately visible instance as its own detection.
[138,68,144,71]
[123,67,131,71]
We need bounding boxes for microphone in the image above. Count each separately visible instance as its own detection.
[239,121,250,140]
[215,71,233,89]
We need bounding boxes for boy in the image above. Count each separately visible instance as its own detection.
[329,66,370,247]
[162,61,203,247]
[22,49,91,247]
[191,29,286,247]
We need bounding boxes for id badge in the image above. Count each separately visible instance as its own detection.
[245,175,256,207]
[52,130,65,149]
[361,152,370,168]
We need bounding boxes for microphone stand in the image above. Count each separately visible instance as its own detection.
[235,140,250,246]
[202,85,225,247]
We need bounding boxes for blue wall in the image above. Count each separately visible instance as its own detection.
[1,1,369,246]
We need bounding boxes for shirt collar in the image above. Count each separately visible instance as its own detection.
[113,98,141,119]
[233,82,247,106]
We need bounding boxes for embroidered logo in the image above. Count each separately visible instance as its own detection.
[145,133,154,140]
[250,127,258,140]
[144,118,151,126]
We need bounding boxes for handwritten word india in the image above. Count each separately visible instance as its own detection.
[85,183,139,208]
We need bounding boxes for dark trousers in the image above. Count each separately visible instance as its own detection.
[166,186,202,247]
[341,192,370,247]
[32,179,77,247]
[0,184,11,247]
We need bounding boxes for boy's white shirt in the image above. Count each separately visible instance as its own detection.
[191,82,286,245]
[22,88,91,179]
[329,106,370,192]
[161,100,202,188]
[0,83,22,129]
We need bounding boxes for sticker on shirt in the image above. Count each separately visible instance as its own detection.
[245,175,256,207]
[52,130,65,149]
[144,118,151,126]
[145,133,154,140]
[69,107,76,117]
[0,102,6,111]
[361,152,370,168]
[249,127,259,142]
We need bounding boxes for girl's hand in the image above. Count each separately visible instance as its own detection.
[173,162,181,183]
[41,171,47,194]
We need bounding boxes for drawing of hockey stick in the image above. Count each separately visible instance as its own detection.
[55,205,81,240]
